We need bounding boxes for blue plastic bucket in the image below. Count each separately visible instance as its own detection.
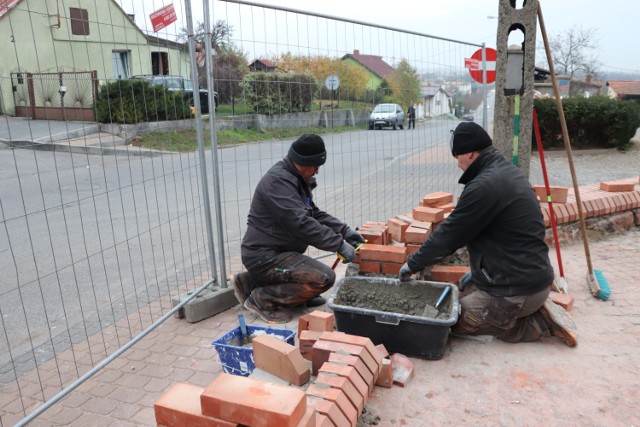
[212,325,296,376]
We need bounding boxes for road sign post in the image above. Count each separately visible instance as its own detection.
[325,75,340,128]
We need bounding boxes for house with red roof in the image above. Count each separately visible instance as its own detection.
[605,81,640,100]
[341,49,395,91]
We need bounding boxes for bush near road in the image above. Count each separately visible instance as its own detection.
[534,96,640,150]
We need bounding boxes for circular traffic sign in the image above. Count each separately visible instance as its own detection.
[469,48,497,84]
[325,75,340,91]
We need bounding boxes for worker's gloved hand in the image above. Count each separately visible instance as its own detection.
[459,271,472,291]
[398,263,413,282]
[345,227,365,248]
[338,241,356,264]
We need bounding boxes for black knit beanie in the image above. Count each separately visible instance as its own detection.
[450,122,492,156]
[288,134,327,166]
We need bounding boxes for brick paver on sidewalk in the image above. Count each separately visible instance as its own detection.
[1,227,637,426]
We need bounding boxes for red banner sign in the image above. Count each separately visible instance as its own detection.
[150,4,177,32]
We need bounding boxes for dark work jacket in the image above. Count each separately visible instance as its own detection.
[407,148,554,297]
[241,157,347,257]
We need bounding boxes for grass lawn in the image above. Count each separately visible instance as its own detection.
[131,124,367,152]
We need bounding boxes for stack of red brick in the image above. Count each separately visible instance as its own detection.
[155,311,413,427]
[352,191,469,283]
[534,178,640,227]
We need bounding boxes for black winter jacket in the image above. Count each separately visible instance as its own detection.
[241,157,347,257]
[407,148,554,297]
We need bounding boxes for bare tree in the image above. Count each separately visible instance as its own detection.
[541,26,601,78]
[178,20,232,55]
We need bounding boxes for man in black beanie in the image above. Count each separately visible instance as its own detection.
[398,122,577,347]
[231,134,365,323]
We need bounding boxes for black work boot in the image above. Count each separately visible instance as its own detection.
[539,298,577,347]
[230,273,250,305]
[244,295,292,324]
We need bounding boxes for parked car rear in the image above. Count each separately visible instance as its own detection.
[131,75,218,114]
[368,103,405,130]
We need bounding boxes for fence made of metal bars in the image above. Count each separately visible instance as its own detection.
[0,0,489,424]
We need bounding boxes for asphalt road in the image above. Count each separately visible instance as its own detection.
[0,117,461,378]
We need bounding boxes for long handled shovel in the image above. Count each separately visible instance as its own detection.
[538,2,610,300]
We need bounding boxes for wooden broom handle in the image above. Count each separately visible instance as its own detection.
[537,2,594,274]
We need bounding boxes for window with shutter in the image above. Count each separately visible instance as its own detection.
[70,8,89,36]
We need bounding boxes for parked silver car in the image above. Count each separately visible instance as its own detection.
[368,103,405,130]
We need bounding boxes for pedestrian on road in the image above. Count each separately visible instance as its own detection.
[407,104,416,129]
[399,122,577,347]
[232,134,365,323]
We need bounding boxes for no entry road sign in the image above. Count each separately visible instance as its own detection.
[468,47,497,84]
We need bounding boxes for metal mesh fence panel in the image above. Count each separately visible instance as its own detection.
[0,0,487,423]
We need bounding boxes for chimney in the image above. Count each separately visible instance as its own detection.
[353,49,360,55]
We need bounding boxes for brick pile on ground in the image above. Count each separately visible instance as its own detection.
[155,311,414,426]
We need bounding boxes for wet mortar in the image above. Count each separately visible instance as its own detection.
[333,277,452,320]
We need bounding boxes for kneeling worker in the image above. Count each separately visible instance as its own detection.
[399,122,577,347]
[232,134,365,323]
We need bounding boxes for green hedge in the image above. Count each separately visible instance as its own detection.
[95,80,191,124]
[534,96,640,150]
[241,72,317,115]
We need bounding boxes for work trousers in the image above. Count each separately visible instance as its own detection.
[241,251,335,310]
[407,118,415,129]
[452,283,553,343]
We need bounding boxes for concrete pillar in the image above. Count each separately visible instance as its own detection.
[492,0,538,179]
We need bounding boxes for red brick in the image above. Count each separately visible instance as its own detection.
[549,290,575,311]
[318,362,369,402]
[307,384,357,426]
[405,243,421,256]
[359,244,407,264]
[319,332,383,375]
[201,373,306,427]
[307,310,335,332]
[564,203,578,222]
[375,344,389,359]
[358,261,380,274]
[614,194,629,211]
[315,372,364,413]
[541,207,550,227]
[380,262,403,275]
[439,203,455,213]
[312,341,377,382]
[430,265,470,284]
[630,191,640,208]
[375,358,393,388]
[600,181,635,192]
[298,314,311,338]
[387,218,409,242]
[534,185,569,204]
[595,198,606,216]
[412,206,445,223]
[599,197,613,215]
[622,193,635,210]
[327,352,375,395]
[154,382,237,427]
[554,204,569,224]
[390,353,415,387]
[297,406,316,427]
[405,225,430,244]
[253,334,310,386]
[395,214,414,224]
[358,228,385,245]
[421,191,453,207]
[299,330,322,360]
[315,414,333,427]
[314,372,364,413]
[306,395,349,427]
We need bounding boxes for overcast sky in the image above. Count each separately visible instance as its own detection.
[118,0,639,75]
